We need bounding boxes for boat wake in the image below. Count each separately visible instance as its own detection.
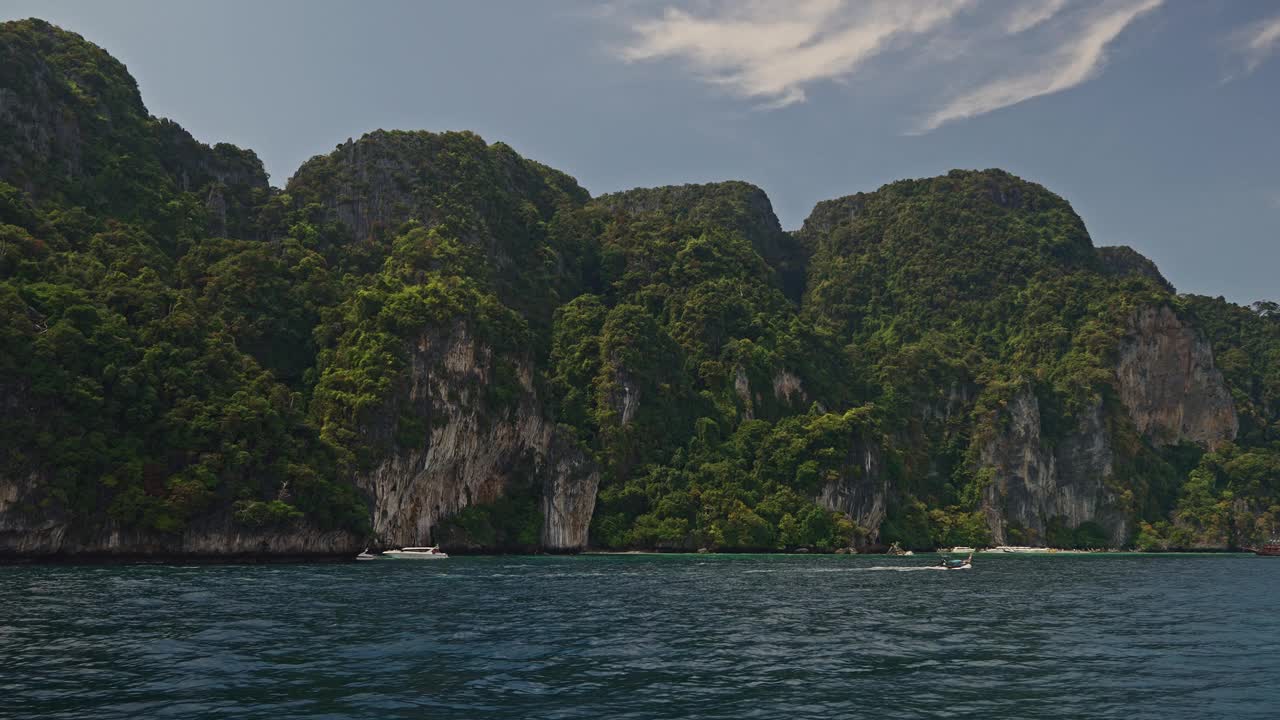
[865,565,969,572]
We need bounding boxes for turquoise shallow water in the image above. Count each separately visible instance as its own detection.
[2,553,1278,719]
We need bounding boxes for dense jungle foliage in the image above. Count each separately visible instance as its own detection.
[2,19,1277,551]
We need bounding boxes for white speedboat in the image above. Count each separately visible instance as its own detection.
[382,546,449,560]
[356,548,380,561]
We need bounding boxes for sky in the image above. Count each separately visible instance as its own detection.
[2,0,1277,304]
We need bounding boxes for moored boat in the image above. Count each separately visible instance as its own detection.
[382,546,449,560]
[1245,539,1280,556]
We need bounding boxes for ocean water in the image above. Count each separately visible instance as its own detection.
[2,553,1278,719]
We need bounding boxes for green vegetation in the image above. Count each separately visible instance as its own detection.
[3,18,1278,552]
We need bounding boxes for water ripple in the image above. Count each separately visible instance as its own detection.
[1,554,1276,719]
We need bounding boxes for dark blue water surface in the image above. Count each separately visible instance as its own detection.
[3,554,1279,719]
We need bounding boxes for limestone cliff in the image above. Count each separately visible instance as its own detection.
[0,471,361,559]
[287,131,587,249]
[1097,245,1174,292]
[0,19,267,220]
[541,428,601,551]
[594,181,807,298]
[977,389,1127,546]
[817,439,888,543]
[287,130,600,554]
[8,18,1276,561]
[1116,305,1237,449]
[357,323,598,552]
[975,304,1238,545]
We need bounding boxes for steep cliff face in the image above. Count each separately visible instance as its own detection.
[0,19,123,198]
[0,471,360,558]
[977,390,1127,546]
[5,18,1272,558]
[0,19,268,218]
[357,323,598,551]
[976,307,1239,545]
[541,428,601,551]
[593,181,807,299]
[153,119,270,237]
[1097,245,1175,292]
[1116,306,1238,449]
[817,439,888,543]
[287,131,587,246]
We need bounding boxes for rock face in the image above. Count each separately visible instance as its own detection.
[541,429,601,552]
[357,323,598,551]
[1116,306,1237,449]
[0,471,360,559]
[1097,245,1174,292]
[977,306,1238,545]
[817,439,888,543]
[0,20,267,217]
[287,131,587,249]
[772,370,806,406]
[978,390,1126,546]
[594,181,808,300]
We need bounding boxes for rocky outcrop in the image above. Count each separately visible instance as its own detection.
[0,81,82,198]
[733,367,754,420]
[0,20,267,217]
[817,438,889,543]
[541,428,601,552]
[1097,245,1174,292]
[0,471,361,559]
[1116,306,1237,449]
[772,370,806,406]
[975,307,1238,546]
[0,320,602,558]
[978,389,1127,546]
[287,131,587,247]
[611,369,641,428]
[594,181,808,300]
[153,119,270,237]
[358,323,598,551]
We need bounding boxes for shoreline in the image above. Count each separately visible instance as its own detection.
[1,548,1259,566]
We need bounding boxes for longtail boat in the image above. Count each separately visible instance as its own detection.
[1249,539,1280,556]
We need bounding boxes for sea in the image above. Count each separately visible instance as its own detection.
[2,553,1278,719]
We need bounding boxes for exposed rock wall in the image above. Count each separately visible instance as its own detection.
[541,428,601,551]
[974,306,1238,546]
[1116,306,1237,449]
[817,439,888,543]
[1097,245,1174,292]
[977,391,1127,546]
[0,21,267,215]
[357,323,598,551]
[0,471,360,559]
[0,80,82,197]
[734,367,754,421]
[0,321,601,558]
[772,370,806,406]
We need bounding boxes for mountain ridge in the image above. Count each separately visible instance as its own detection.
[2,18,1277,559]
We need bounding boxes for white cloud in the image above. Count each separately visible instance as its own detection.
[613,0,1165,132]
[1004,0,1070,34]
[1236,14,1280,75]
[621,0,972,108]
[915,0,1162,132]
